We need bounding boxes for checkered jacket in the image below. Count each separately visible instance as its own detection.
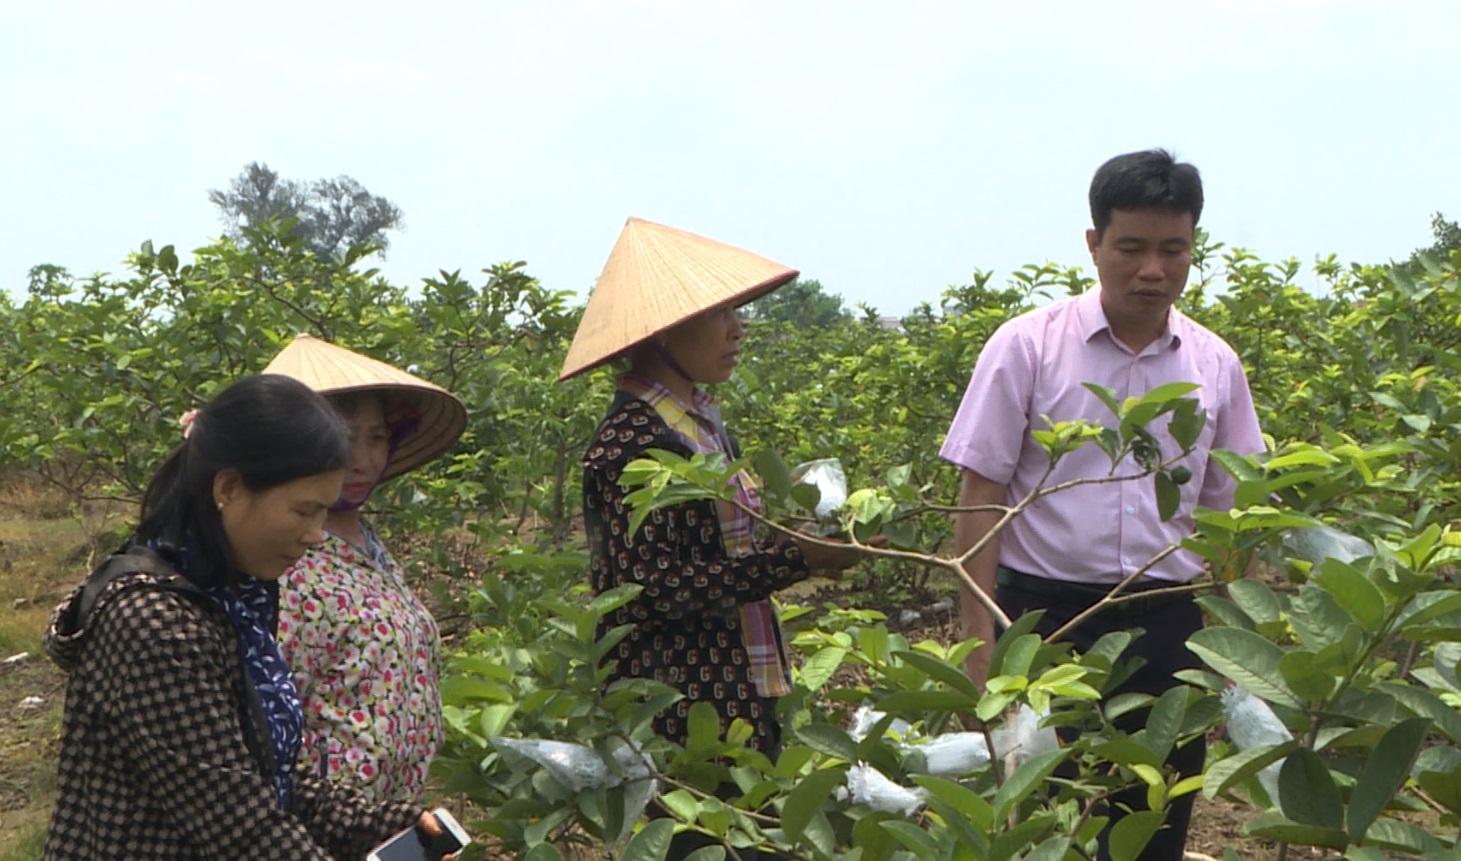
[43,566,422,860]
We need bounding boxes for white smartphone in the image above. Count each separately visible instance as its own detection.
[366,808,470,861]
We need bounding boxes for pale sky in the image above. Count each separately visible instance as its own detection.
[4,1,1457,315]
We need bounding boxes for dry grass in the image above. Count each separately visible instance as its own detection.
[0,475,127,856]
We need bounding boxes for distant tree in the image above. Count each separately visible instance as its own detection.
[208,162,403,260]
[27,263,74,297]
[1399,211,1460,275]
[744,277,852,329]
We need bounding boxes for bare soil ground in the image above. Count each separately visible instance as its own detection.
[0,479,1322,858]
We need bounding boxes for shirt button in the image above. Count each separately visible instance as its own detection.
[1123,557,1132,566]
[1125,506,1135,514]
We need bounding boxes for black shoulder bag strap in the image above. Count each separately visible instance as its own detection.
[77,549,181,624]
[76,547,280,786]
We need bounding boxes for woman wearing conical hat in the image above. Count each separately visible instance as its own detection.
[563,219,860,769]
[263,334,467,805]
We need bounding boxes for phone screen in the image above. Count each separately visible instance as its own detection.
[368,826,464,861]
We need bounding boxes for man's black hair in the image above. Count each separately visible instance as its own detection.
[1089,149,1203,241]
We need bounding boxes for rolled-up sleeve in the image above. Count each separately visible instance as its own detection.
[939,324,1034,483]
[1198,355,1266,511]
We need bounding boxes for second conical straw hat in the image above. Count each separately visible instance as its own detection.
[558,218,798,381]
[262,334,467,481]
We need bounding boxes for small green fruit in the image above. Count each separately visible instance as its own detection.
[1169,466,1193,486]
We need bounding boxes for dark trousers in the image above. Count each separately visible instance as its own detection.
[660,719,783,861]
[996,569,1204,861]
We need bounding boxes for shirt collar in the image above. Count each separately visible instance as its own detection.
[617,373,716,419]
[1077,286,1183,352]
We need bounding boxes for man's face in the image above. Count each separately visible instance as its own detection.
[1086,208,1195,335]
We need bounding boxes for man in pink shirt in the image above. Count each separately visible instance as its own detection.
[940,149,1264,860]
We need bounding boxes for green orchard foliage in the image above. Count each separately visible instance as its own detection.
[6,230,1461,859]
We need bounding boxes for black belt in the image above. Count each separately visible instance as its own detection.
[995,566,1192,618]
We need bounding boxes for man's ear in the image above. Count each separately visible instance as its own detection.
[1085,228,1099,259]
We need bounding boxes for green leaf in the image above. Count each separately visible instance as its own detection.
[1313,559,1386,633]
[1155,472,1180,521]
[911,774,994,835]
[1376,681,1461,745]
[1288,585,1354,653]
[1138,381,1202,404]
[994,632,1042,679]
[1204,742,1298,798]
[793,723,859,762]
[1243,811,1349,849]
[524,842,565,861]
[1167,401,1207,451]
[993,748,1066,822]
[687,701,723,752]
[1108,810,1166,861]
[1266,449,1341,469]
[752,449,792,503]
[1025,836,1071,861]
[1186,628,1302,707]
[1195,595,1256,633]
[1090,738,1163,769]
[1278,650,1335,703]
[1347,717,1431,841]
[1278,748,1344,829]
[621,818,675,861]
[780,768,844,841]
[1417,766,1461,817]
[880,820,943,857]
[1228,578,1283,626]
[1082,382,1122,418]
[1143,686,1189,761]
[789,482,822,513]
[1211,449,1263,482]
[891,649,982,698]
[882,689,979,714]
[797,647,846,692]
[658,789,700,824]
[1363,818,1445,856]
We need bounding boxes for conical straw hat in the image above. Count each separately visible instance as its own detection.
[558,218,798,381]
[262,334,467,480]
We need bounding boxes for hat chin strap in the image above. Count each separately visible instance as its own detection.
[653,343,697,386]
[329,462,391,512]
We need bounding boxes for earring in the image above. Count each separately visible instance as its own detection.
[216,501,224,512]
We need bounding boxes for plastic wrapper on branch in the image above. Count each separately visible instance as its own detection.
[490,737,656,842]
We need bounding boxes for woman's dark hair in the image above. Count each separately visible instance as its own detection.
[136,374,349,588]
[1088,149,1204,241]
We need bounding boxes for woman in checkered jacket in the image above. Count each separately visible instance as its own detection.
[42,375,456,860]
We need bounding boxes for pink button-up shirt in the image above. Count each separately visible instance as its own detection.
[940,287,1264,584]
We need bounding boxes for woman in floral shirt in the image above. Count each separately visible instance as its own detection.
[265,334,467,804]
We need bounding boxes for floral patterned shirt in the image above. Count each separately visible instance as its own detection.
[277,528,443,804]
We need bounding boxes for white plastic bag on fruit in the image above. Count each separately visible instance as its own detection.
[845,763,927,815]
[913,732,991,777]
[1220,685,1291,803]
[491,737,607,790]
[490,736,657,842]
[792,458,848,521]
[847,705,912,743]
[989,704,1058,766]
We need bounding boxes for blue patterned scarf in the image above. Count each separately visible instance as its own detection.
[145,539,304,809]
[204,578,304,810]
